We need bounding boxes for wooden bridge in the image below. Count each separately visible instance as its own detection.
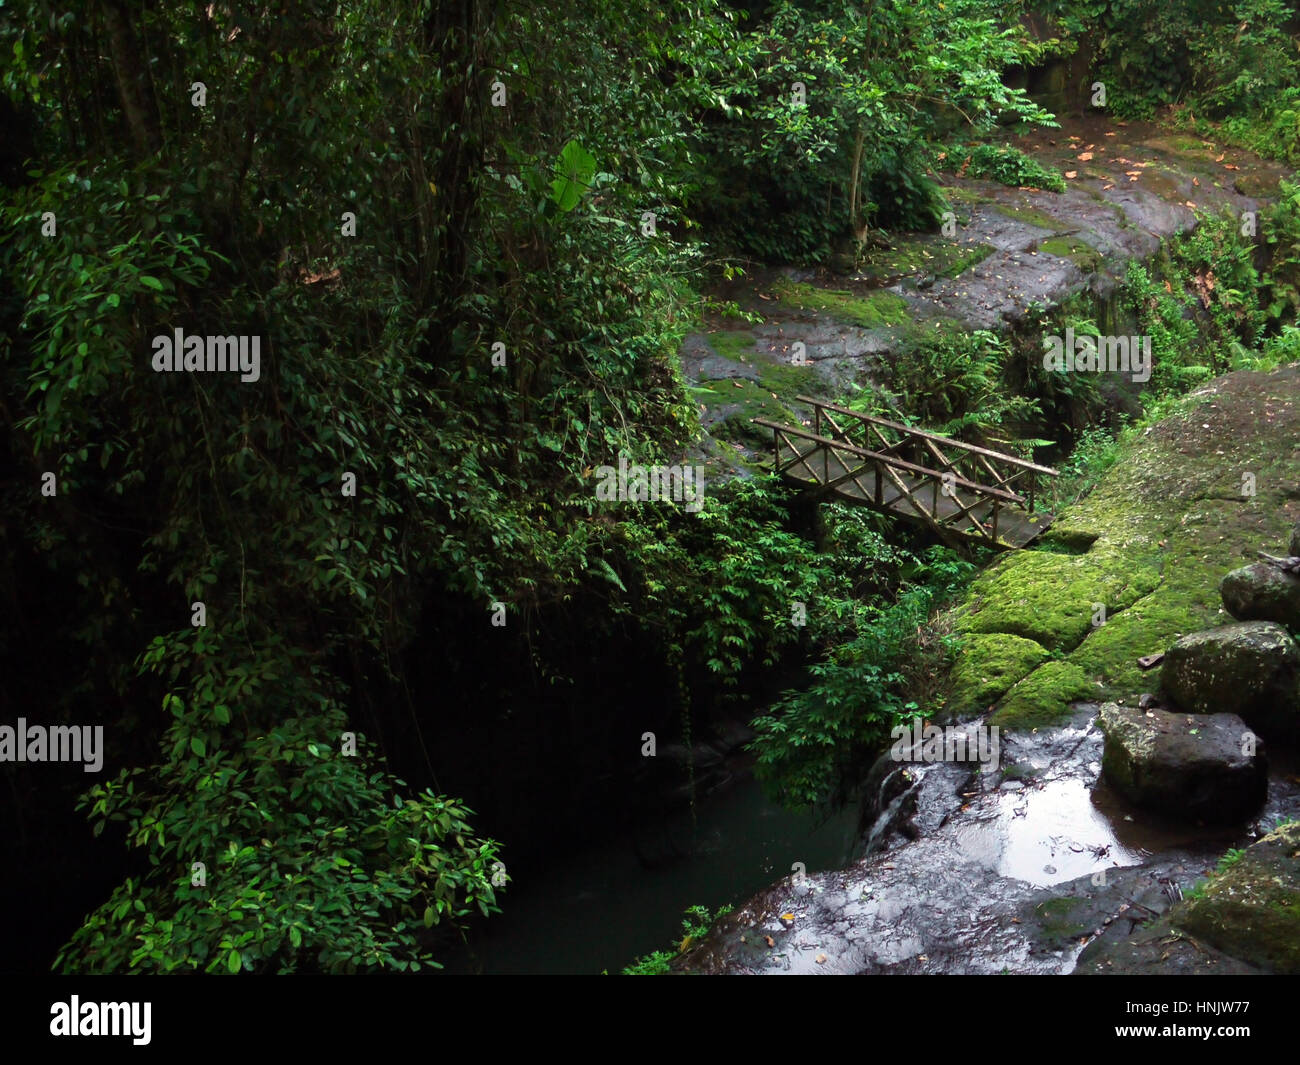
[754,396,1059,549]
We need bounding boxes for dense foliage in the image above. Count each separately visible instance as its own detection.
[3,0,1298,975]
[1040,0,1300,163]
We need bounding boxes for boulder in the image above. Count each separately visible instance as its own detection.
[1220,561,1300,631]
[1174,822,1300,973]
[1160,621,1300,741]
[1097,703,1267,822]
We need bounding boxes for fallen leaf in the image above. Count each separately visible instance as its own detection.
[1102,184,1114,191]
[765,935,775,947]
[1224,163,1240,170]
[1064,170,1077,179]
[816,953,827,964]
[1077,151,1094,161]
[1185,201,1197,209]
[1215,153,1226,162]
[1192,177,1200,186]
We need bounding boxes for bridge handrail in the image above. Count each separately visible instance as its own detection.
[794,396,1060,477]
[753,419,1025,504]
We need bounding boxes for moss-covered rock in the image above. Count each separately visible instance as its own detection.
[1220,561,1300,632]
[936,366,1300,732]
[991,660,1095,728]
[1174,822,1300,973]
[1160,621,1300,741]
[771,279,912,328]
[956,550,1161,653]
[943,632,1049,720]
[1036,235,1102,271]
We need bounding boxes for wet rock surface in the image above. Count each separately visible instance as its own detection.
[675,706,1300,973]
[1079,822,1300,974]
[1097,703,1267,822]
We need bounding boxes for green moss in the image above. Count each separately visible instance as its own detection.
[936,243,995,279]
[1174,823,1300,973]
[943,632,1049,719]
[771,279,912,328]
[957,549,1161,654]
[937,369,1300,720]
[851,239,993,282]
[992,660,1094,729]
[1137,171,1181,202]
[940,184,993,206]
[707,330,757,363]
[756,359,819,396]
[1037,236,1102,272]
[992,204,1061,230]
[1232,172,1282,199]
[694,377,800,447]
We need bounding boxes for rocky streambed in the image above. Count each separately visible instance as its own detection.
[677,365,1300,974]
[676,707,1300,974]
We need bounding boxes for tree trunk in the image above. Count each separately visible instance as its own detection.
[100,0,161,158]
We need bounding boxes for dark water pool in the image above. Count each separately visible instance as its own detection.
[444,766,860,974]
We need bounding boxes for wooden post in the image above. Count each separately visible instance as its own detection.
[875,464,882,504]
[1027,470,1036,514]
[991,503,1000,544]
[816,406,828,484]
[931,475,939,518]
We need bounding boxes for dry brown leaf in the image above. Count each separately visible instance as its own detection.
[816,953,827,964]
[1224,163,1240,170]
[765,935,775,948]
[1077,151,1094,161]
[1064,170,1078,179]
[1102,184,1114,191]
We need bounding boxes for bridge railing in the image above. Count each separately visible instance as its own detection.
[792,396,1058,515]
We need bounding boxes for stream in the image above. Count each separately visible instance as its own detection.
[445,760,859,974]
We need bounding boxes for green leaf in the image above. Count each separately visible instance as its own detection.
[227,949,241,973]
[190,737,206,756]
[549,139,597,213]
[139,276,165,291]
